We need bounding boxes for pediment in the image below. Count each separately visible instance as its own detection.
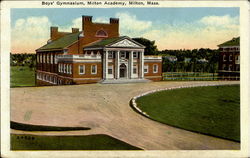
[110,39,142,48]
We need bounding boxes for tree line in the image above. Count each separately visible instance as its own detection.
[10,53,36,69]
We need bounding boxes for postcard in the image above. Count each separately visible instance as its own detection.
[1,0,249,158]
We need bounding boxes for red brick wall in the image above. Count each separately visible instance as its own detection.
[144,62,162,81]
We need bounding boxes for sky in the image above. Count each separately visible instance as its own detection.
[11,8,239,53]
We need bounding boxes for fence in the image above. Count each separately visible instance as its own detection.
[162,72,240,81]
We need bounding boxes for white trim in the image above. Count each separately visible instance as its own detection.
[108,51,114,59]
[50,54,53,64]
[223,54,227,61]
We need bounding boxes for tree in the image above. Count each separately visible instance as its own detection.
[132,37,158,55]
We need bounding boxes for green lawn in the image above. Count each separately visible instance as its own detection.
[136,85,240,142]
[11,66,35,87]
[11,134,141,150]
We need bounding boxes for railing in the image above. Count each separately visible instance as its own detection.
[144,56,162,60]
[162,72,240,81]
[57,54,101,60]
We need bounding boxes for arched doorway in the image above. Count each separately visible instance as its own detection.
[120,63,127,78]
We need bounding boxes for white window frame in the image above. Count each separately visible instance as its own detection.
[108,65,113,74]
[51,54,53,64]
[58,64,61,72]
[229,65,233,71]
[223,55,227,61]
[133,64,137,74]
[229,55,233,61]
[64,64,66,73]
[133,52,138,58]
[222,64,227,70]
[47,54,50,63]
[79,65,85,75]
[91,65,97,74]
[37,54,39,63]
[54,54,57,64]
[153,64,158,73]
[69,65,72,74]
[120,52,126,59]
[43,54,46,63]
[66,64,69,74]
[39,54,42,63]
[108,51,113,59]
[144,65,149,73]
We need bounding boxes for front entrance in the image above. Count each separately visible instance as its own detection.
[120,63,127,78]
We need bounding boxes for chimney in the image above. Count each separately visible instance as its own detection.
[50,26,58,40]
[110,18,119,24]
[72,28,79,33]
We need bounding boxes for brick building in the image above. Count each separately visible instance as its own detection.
[218,37,240,80]
[36,15,162,85]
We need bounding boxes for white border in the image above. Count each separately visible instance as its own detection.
[1,1,250,158]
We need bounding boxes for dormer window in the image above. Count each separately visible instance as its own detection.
[95,30,108,37]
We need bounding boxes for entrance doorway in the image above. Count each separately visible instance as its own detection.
[120,63,127,78]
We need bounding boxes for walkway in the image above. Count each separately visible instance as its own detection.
[11,81,240,150]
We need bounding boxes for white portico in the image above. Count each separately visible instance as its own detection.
[84,36,146,81]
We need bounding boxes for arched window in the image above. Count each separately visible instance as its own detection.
[95,30,108,37]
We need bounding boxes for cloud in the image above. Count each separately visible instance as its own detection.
[11,16,51,53]
[115,12,152,36]
[11,14,239,53]
[142,15,239,50]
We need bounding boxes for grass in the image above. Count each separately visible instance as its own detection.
[11,121,90,131]
[136,85,240,142]
[11,66,35,87]
[11,134,141,150]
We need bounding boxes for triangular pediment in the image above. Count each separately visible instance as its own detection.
[109,38,143,48]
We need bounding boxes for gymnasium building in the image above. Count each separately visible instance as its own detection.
[218,37,240,80]
[36,15,162,85]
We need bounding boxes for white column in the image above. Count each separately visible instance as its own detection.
[140,51,144,79]
[116,51,120,79]
[130,51,133,79]
[103,51,106,79]
[105,51,108,79]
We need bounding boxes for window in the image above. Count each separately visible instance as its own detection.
[120,52,126,59]
[79,65,85,74]
[229,65,233,71]
[96,30,108,37]
[108,51,113,59]
[58,63,61,72]
[229,55,233,61]
[69,65,72,74]
[223,64,227,70]
[223,55,227,61]
[91,65,97,74]
[51,54,53,64]
[133,52,138,58]
[47,54,50,63]
[40,54,42,63]
[43,54,46,63]
[144,65,149,73]
[66,64,69,74]
[64,64,66,73]
[108,66,113,74]
[133,64,137,74]
[153,64,158,73]
[54,55,58,64]
[235,55,240,64]
[37,54,39,63]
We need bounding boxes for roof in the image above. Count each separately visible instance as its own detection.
[37,32,81,51]
[218,37,240,47]
[84,36,145,49]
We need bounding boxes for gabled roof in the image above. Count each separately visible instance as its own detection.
[36,32,81,51]
[218,37,240,47]
[84,36,145,49]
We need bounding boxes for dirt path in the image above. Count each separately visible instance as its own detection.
[11,81,240,150]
